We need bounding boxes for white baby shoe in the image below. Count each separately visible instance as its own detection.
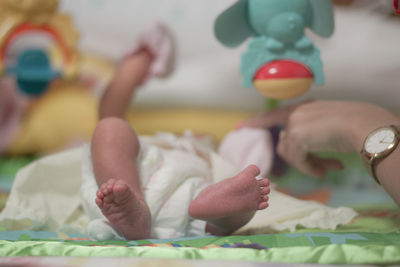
[128,21,175,79]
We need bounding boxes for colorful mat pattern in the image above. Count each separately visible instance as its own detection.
[0,155,400,264]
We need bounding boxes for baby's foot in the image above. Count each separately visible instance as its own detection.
[127,21,175,79]
[189,165,270,220]
[95,179,151,240]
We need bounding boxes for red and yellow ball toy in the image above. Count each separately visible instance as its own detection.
[253,60,314,100]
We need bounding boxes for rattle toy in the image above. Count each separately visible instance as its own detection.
[214,0,334,100]
[7,49,61,96]
[0,0,79,95]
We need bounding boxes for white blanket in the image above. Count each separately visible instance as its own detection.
[0,132,357,239]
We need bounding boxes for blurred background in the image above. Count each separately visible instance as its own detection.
[1,0,400,156]
[59,0,400,112]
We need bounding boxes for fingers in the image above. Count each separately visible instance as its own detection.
[311,156,344,171]
[306,155,344,179]
[277,131,319,178]
[240,99,345,179]
[277,131,344,179]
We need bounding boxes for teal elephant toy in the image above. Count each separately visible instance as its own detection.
[214,0,334,99]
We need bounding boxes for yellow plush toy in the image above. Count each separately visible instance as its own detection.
[7,87,254,155]
[7,85,98,155]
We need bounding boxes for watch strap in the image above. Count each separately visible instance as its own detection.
[361,150,380,184]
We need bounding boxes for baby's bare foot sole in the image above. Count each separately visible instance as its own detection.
[95,179,151,240]
[189,165,270,220]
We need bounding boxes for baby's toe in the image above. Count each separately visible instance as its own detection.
[261,195,269,202]
[96,190,105,199]
[95,197,103,207]
[105,179,117,191]
[113,180,129,194]
[257,178,269,187]
[99,179,116,195]
[245,165,261,177]
[258,201,269,210]
[261,187,270,195]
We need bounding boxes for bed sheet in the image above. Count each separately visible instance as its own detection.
[0,156,36,211]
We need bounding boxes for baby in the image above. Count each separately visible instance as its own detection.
[84,22,271,240]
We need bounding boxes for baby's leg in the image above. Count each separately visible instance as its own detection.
[91,117,151,240]
[99,49,153,119]
[99,22,175,120]
[188,165,270,235]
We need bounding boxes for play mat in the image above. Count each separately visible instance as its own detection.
[1,135,400,265]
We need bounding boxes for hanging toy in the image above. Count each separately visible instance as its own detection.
[214,0,334,100]
[253,59,314,100]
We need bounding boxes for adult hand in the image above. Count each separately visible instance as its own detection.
[240,100,400,179]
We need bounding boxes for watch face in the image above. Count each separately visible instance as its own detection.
[365,127,396,154]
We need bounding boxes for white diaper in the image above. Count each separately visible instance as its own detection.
[80,131,216,240]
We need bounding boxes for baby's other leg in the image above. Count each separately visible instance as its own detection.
[99,49,153,119]
[188,165,270,235]
[99,22,175,120]
[91,117,151,240]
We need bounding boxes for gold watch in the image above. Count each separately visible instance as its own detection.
[360,125,400,184]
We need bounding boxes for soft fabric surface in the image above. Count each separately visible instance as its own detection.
[1,257,381,267]
[0,208,399,265]
[0,136,356,239]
